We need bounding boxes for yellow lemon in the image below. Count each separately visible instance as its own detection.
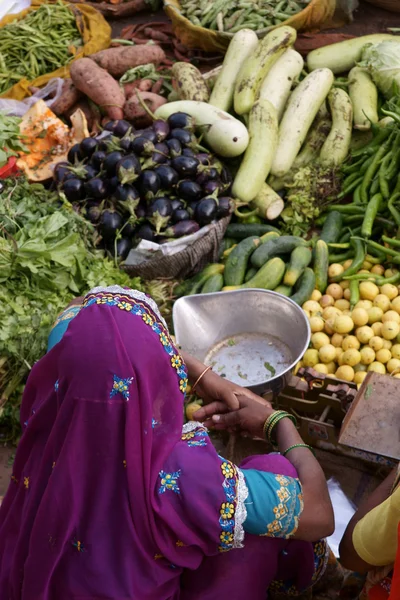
[335,365,355,382]
[381,321,400,340]
[368,362,386,374]
[360,347,376,365]
[360,281,379,301]
[356,326,374,344]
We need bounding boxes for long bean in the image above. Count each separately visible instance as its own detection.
[0,1,81,94]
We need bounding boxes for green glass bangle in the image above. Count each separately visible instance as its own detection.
[283,444,316,457]
[268,413,297,444]
[263,410,288,441]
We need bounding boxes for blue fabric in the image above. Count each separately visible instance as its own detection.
[243,469,303,539]
[47,306,82,352]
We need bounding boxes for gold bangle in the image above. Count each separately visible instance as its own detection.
[191,366,212,393]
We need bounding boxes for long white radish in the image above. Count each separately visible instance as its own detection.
[348,67,378,131]
[154,100,249,157]
[232,99,278,202]
[258,49,304,120]
[234,26,297,116]
[319,88,353,168]
[270,68,334,178]
[251,183,284,220]
[293,105,332,169]
[307,34,397,74]
[209,29,258,113]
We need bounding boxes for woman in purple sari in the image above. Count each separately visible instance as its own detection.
[0,286,334,600]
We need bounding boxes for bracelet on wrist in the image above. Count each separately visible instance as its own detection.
[191,366,212,393]
[262,410,297,444]
[283,444,316,457]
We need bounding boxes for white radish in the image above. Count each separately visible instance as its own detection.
[319,88,353,168]
[270,68,334,178]
[154,100,249,157]
[209,29,258,113]
[251,183,284,220]
[232,99,278,202]
[258,49,304,120]
[348,67,378,131]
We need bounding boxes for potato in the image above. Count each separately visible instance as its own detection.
[354,371,367,385]
[335,299,350,311]
[314,363,329,374]
[333,315,354,334]
[369,336,384,352]
[342,335,360,351]
[368,362,386,374]
[326,283,343,299]
[382,310,400,324]
[381,321,400,340]
[387,358,400,374]
[331,333,344,348]
[391,344,400,360]
[372,322,383,337]
[342,348,361,367]
[309,316,324,332]
[355,300,373,311]
[356,326,374,344]
[303,349,319,367]
[352,307,369,327]
[360,347,375,365]
[376,348,392,363]
[320,295,335,309]
[335,365,355,382]
[310,289,322,302]
[319,344,336,363]
[381,283,399,300]
[373,294,391,312]
[367,307,384,325]
[311,332,331,350]
[359,281,379,301]
[303,300,322,315]
[328,263,344,279]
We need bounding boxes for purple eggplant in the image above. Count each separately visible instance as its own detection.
[108,237,132,261]
[171,198,184,211]
[147,196,172,233]
[108,175,120,191]
[164,220,200,238]
[67,143,82,164]
[166,138,182,158]
[169,128,195,147]
[177,180,202,202]
[131,136,154,156]
[82,164,98,181]
[103,151,124,176]
[155,165,179,189]
[116,155,142,185]
[135,203,147,219]
[85,177,109,200]
[104,120,131,138]
[172,208,190,223]
[221,165,233,188]
[86,204,101,223]
[141,129,158,143]
[79,137,98,158]
[187,200,198,217]
[113,183,139,203]
[119,137,133,153]
[62,178,85,202]
[152,142,169,164]
[203,179,223,196]
[138,170,161,201]
[196,152,211,165]
[194,197,218,226]
[217,196,234,218]
[171,156,200,177]
[99,209,123,239]
[167,112,195,131]
[182,148,196,158]
[54,162,73,183]
[136,223,156,242]
[90,150,107,170]
[153,119,170,142]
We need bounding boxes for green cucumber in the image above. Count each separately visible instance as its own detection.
[284,246,312,287]
[226,223,280,239]
[260,231,280,243]
[251,236,308,269]
[314,240,329,293]
[219,237,236,259]
[290,268,316,306]
[240,257,285,290]
[320,210,343,244]
[201,273,224,294]
[224,236,260,286]
[245,267,258,283]
[275,284,292,296]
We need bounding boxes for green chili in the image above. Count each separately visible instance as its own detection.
[326,204,364,214]
[382,235,400,248]
[353,185,362,204]
[360,141,391,204]
[349,279,360,309]
[361,193,383,238]
[351,127,392,158]
[328,251,354,263]
[388,193,400,228]
[331,238,366,283]
[337,176,364,199]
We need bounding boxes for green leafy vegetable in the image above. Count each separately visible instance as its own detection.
[0,113,28,168]
[264,362,276,376]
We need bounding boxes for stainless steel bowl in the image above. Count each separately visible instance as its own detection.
[173,289,310,397]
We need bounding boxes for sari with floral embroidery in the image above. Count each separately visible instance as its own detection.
[0,286,326,599]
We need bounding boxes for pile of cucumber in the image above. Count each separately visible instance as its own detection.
[175,223,330,305]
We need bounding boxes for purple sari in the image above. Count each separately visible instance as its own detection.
[0,286,322,599]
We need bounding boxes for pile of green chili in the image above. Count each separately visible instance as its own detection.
[0,1,82,95]
[180,0,311,32]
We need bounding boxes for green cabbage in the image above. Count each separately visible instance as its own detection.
[360,40,400,99]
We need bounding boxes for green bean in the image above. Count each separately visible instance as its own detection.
[337,176,364,199]
[370,176,380,196]
[360,134,394,204]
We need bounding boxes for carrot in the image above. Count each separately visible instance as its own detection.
[90,45,166,78]
[123,91,166,126]
[70,58,124,121]
[51,79,82,116]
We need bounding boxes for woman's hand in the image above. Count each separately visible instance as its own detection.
[194,369,261,413]
[193,393,274,439]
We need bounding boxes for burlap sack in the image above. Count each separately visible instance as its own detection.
[123,216,230,280]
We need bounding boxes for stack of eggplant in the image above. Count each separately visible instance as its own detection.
[55,115,234,260]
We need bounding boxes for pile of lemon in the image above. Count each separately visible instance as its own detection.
[298,262,400,386]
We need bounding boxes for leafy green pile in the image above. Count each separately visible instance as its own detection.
[0,113,28,168]
[0,178,141,442]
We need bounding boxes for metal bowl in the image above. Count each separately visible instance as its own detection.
[173,289,311,397]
